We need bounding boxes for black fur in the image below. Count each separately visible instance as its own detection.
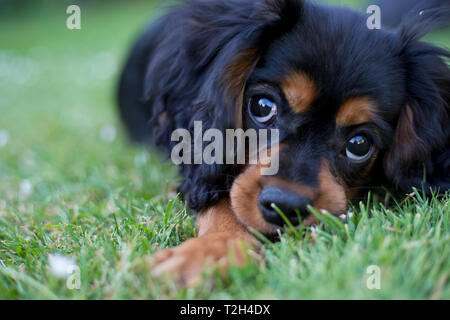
[118,0,450,211]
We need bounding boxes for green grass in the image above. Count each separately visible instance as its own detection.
[0,1,449,299]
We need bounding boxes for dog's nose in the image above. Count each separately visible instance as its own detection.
[258,186,311,226]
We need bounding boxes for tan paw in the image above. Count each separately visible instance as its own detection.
[149,232,253,286]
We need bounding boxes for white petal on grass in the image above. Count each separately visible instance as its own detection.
[0,130,8,148]
[48,254,76,278]
[99,124,116,142]
[19,180,33,197]
[106,199,118,214]
[90,51,117,80]
[134,151,149,166]
[10,56,35,85]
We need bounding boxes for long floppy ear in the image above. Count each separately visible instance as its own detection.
[190,0,302,127]
[142,0,302,211]
[384,7,450,193]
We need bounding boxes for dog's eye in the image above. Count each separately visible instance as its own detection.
[346,135,373,162]
[249,96,277,125]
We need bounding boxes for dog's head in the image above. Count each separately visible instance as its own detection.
[146,0,450,235]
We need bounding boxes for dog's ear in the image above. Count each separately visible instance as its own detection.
[186,0,303,127]
[143,0,303,211]
[384,7,450,193]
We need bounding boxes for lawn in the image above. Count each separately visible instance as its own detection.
[0,0,448,299]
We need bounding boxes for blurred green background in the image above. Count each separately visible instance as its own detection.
[0,0,171,200]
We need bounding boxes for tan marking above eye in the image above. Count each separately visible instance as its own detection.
[281,72,317,113]
[336,97,377,127]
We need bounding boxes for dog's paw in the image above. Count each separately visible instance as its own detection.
[149,232,252,286]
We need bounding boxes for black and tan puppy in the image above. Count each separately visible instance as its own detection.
[118,0,450,285]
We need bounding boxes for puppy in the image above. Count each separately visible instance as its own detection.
[118,0,450,285]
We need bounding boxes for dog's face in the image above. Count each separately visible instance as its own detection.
[134,0,449,236]
[229,4,404,234]
[223,2,449,235]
